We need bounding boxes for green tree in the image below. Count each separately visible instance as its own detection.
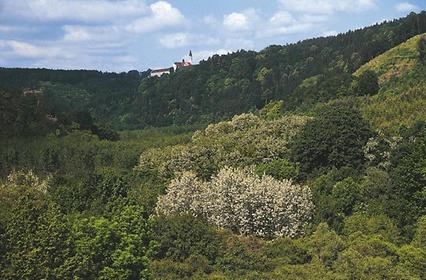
[67,204,155,280]
[333,234,399,280]
[343,213,400,244]
[386,122,426,236]
[255,159,299,180]
[153,215,222,262]
[306,223,345,267]
[354,70,380,96]
[0,171,71,280]
[291,103,373,176]
[413,216,426,248]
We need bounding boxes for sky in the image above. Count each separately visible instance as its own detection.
[0,0,425,72]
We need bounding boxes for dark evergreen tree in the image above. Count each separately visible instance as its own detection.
[291,102,373,176]
[356,70,380,96]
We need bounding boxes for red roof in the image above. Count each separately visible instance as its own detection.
[174,61,192,68]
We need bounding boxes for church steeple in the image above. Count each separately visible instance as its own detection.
[189,50,193,64]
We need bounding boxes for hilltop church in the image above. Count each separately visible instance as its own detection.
[150,51,194,78]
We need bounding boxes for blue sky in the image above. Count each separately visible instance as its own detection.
[0,0,425,72]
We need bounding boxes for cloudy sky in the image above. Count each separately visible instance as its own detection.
[0,0,424,72]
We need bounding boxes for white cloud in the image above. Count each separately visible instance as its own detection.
[203,15,220,26]
[159,33,220,49]
[395,2,420,13]
[299,14,329,23]
[0,25,36,33]
[62,25,122,42]
[126,1,185,33]
[270,11,295,25]
[0,40,61,59]
[1,0,147,23]
[223,9,259,32]
[222,5,335,39]
[159,33,189,48]
[259,22,314,38]
[278,0,377,14]
[257,11,328,38]
[0,38,137,71]
[224,13,250,31]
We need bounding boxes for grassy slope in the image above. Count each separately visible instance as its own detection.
[355,33,426,133]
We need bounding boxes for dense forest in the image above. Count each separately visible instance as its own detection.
[1,11,426,280]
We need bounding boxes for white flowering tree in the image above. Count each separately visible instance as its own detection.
[155,171,205,217]
[156,167,314,239]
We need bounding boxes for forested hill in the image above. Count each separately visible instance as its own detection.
[0,69,148,137]
[1,11,426,135]
[138,11,426,126]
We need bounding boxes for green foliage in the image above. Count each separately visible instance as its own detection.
[0,69,147,133]
[291,102,373,175]
[262,238,310,266]
[307,223,345,267]
[332,177,362,216]
[255,159,299,180]
[138,113,308,179]
[310,167,361,231]
[153,215,222,262]
[269,262,334,280]
[353,70,380,96]
[135,13,426,127]
[343,214,400,243]
[0,171,71,280]
[413,216,426,248]
[68,204,155,280]
[386,122,426,235]
[333,234,399,280]
[395,245,426,279]
[259,101,284,120]
[356,33,426,132]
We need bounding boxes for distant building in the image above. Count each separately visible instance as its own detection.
[150,67,171,78]
[173,59,192,71]
[150,50,194,77]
